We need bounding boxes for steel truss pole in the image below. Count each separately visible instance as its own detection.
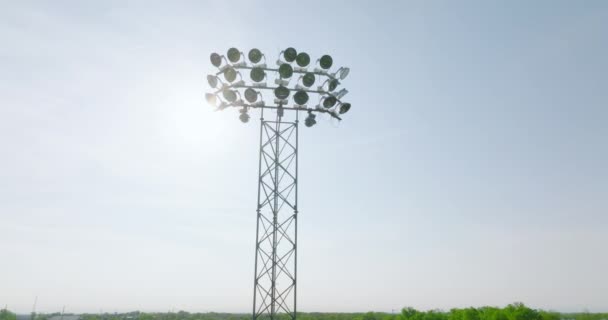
[252,110,298,320]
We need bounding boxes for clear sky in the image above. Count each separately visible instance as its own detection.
[1,0,607,315]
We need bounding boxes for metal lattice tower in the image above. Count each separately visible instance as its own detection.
[253,111,298,320]
[205,47,351,320]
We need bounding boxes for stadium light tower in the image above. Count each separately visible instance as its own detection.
[205,47,351,320]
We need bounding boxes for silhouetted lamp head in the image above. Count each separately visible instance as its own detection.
[205,93,217,106]
[279,63,293,79]
[227,48,241,63]
[319,55,333,69]
[250,67,265,82]
[304,112,316,127]
[302,73,315,87]
[207,75,219,88]
[224,67,237,82]
[293,90,309,105]
[210,53,222,67]
[244,88,258,103]
[323,96,337,108]
[328,79,339,92]
[248,48,263,63]
[222,89,238,102]
[274,86,290,100]
[296,52,310,67]
[283,47,297,62]
[339,102,351,114]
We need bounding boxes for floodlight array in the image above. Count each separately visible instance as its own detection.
[205,47,352,126]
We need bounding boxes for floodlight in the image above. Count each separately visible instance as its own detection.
[244,88,258,103]
[239,108,250,123]
[328,79,340,92]
[302,73,315,87]
[339,102,351,114]
[248,48,263,63]
[227,47,241,63]
[223,89,238,102]
[322,96,337,108]
[293,90,309,105]
[224,67,238,82]
[207,75,219,88]
[274,86,290,100]
[296,52,310,67]
[283,47,297,62]
[210,53,222,67]
[250,67,266,82]
[205,93,217,106]
[304,112,316,127]
[332,67,350,80]
[279,63,293,78]
[319,55,333,69]
[335,88,348,99]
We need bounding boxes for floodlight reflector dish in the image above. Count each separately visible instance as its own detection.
[248,48,263,63]
[323,96,337,108]
[239,109,250,123]
[250,67,265,82]
[304,112,317,127]
[279,63,293,79]
[207,75,218,88]
[224,67,237,82]
[283,47,297,62]
[293,90,309,105]
[227,48,241,63]
[328,79,340,92]
[274,85,290,100]
[339,67,350,80]
[302,73,315,87]
[210,53,222,67]
[339,102,351,114]
[244,88,258,103]
[296,52,310,67]
[223,89,238,102]
[319,55,333,69]
[205,93,217,106]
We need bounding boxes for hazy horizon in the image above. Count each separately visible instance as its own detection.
[1,0,607,315]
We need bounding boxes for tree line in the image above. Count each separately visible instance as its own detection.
[2,304,607,320]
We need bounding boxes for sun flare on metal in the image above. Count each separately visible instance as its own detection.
[204,47,351,320]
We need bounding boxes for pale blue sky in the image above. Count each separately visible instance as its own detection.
[1,0,607,314]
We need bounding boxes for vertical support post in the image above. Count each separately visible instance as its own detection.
[252,111,298,320]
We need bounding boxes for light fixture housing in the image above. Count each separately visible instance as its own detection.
[224,67,238,82]
[274,86,290,100]
[227,48,241,63]
[319,55,333,69]
[239,108,250,123]
[205,93,217,106]
[328,79,340,92]
[244,88,258,103]
[296,52,310,67]
[207,75,219,88]
[339,102,351,114]
[304,112,316,127]
[248,48,263,63]
[283,47,297,62]
[250,67,265,82]
[302,73,315,87]
[210,53,222,67]
[323,96,337,108]
[279,63,293,78]
[293,90,309,105]
[223,89,238,102]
